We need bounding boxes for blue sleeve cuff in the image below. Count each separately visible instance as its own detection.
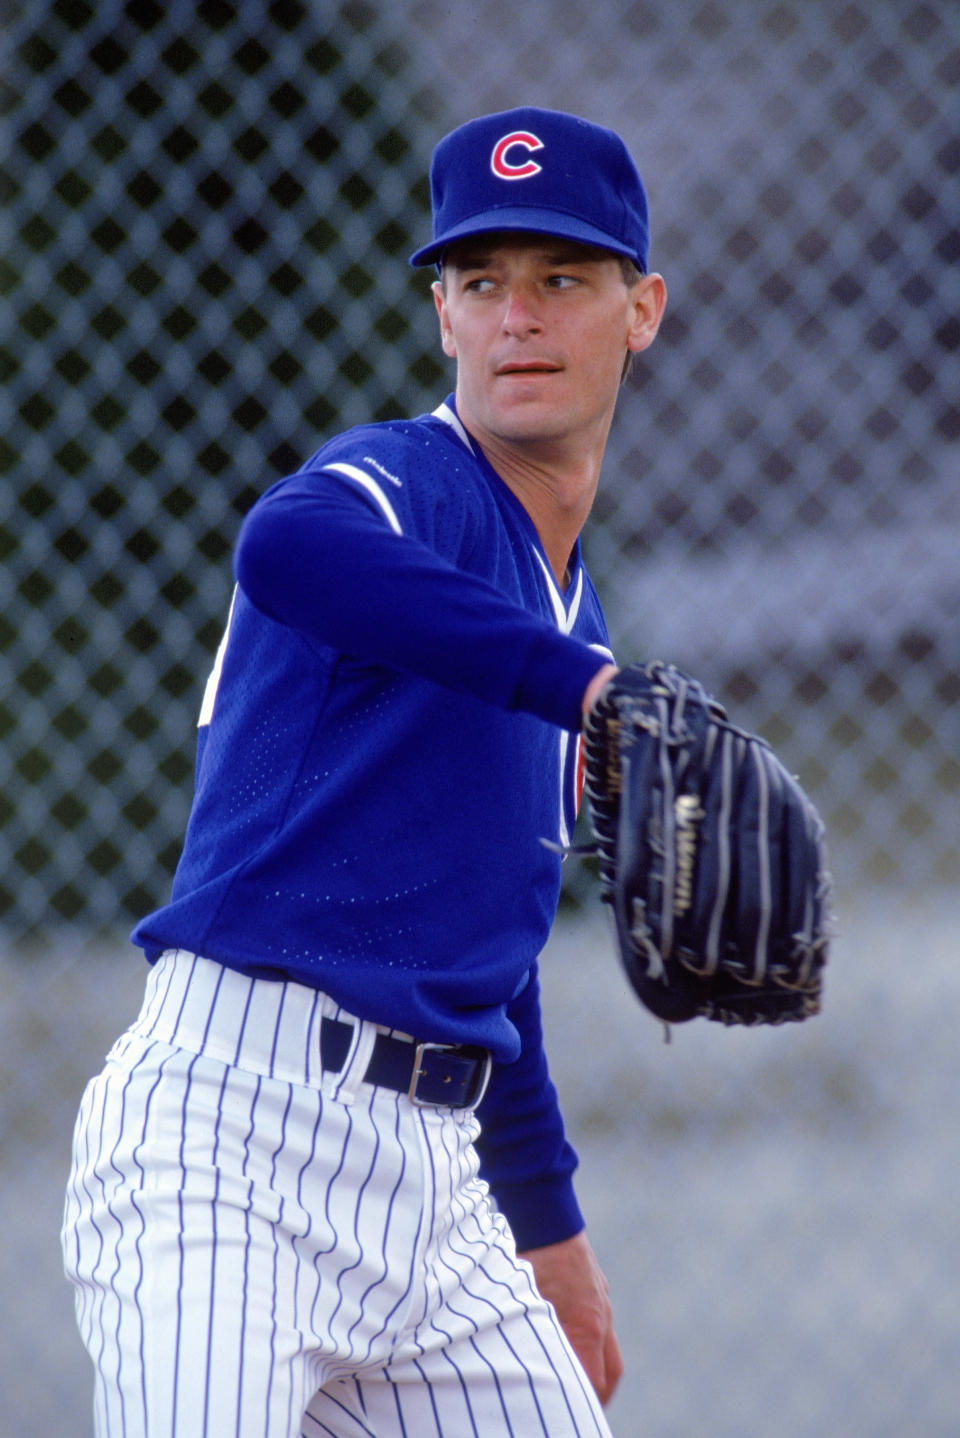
[514,632,612,733]
[490,1169,586,1252]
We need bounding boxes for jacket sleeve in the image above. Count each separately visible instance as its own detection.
[234,471,608,734]
[473,962,585,1251]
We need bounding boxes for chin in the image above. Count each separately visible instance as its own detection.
[490,393,573,438]
[493,414,570,447]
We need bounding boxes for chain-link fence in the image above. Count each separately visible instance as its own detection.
[2,1,958,1434]
[2,1,957,935]
[1,0,449,934]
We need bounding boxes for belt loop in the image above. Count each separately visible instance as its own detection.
[321,1013,376,1106]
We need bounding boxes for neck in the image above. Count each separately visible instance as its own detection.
[463,424,610,588]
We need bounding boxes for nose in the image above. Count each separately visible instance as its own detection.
[502,283,543,337]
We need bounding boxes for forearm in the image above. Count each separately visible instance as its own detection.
[474,965,584,1250]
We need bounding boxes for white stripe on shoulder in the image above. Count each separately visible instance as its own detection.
[432,401,476,453]
[322,461,403,534]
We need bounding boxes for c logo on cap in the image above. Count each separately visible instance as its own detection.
[490,130,544,180]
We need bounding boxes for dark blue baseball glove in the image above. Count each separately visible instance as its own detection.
[582,662,832,1027]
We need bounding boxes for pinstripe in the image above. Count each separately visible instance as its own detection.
[127,1044,178,1437]
[303,1392,379,1438]
[453,1120,605,1435]
[279,1083,327,1437]
[76,1063,117,1432]
[343,1094,417,1365]
[434,1354,482,1438]
[411,1265,511,1430]
[497,1243,602,1435]
[383,1106,605,1436]
[386,1374,411,1437]
[64,1039,175,1435]
[64,954,612,1437]
[119,1049,153,1434]
[232,1068,261,1433]
[201,959,229,1054]
[346,1094,418,1370]
[265,1078,296,1431]
[410,1358,449,1436]
[468,1335,516,1436]
[464,1246,550,1410]
[327,1088,382,1348]
[198,1061,219,1437]
[63,1073,105,1369]
[232,976,257,1067]
[94,1055,129,1433]
[307,1099,353,1353]
[65,1075,108,1416]
[172,1051,207,1438]
[454,1219,579,1437]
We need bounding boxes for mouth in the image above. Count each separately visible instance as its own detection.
[495,361,563,376]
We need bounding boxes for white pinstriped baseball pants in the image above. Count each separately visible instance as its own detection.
[62,951,613,1437]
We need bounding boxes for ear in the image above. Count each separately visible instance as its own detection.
[626,272,667,355]
[432,279,457,358]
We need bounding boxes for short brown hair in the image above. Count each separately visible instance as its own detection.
[618,256,643,287]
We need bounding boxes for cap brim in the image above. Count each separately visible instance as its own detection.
[409,206,644,269]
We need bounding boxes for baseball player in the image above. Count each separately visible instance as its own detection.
[62,107,666,1437]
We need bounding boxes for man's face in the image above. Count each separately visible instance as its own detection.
[433,234,663,455]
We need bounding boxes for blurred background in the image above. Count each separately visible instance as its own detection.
[1,1,957,1433]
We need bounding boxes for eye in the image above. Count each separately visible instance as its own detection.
[457,276,494,296]
[545,273,581,289]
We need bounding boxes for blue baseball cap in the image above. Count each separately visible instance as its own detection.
[409,107,649,272]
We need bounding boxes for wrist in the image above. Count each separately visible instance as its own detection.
[581,663,618,719]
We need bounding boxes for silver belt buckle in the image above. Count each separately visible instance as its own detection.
[408,1042,493,1109]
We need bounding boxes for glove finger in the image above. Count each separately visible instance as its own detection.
[677,721,737,976]
[779,769,829,987]
[737,747,828,997]
[614,730,665,973]
[732,740,787,985]
[614,703,701,1023]
[654,683,714,963]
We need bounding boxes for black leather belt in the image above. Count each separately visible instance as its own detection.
[320,1017,493,1110]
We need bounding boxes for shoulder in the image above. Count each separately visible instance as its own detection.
[283,402,494,552]
[304,401,480,486]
